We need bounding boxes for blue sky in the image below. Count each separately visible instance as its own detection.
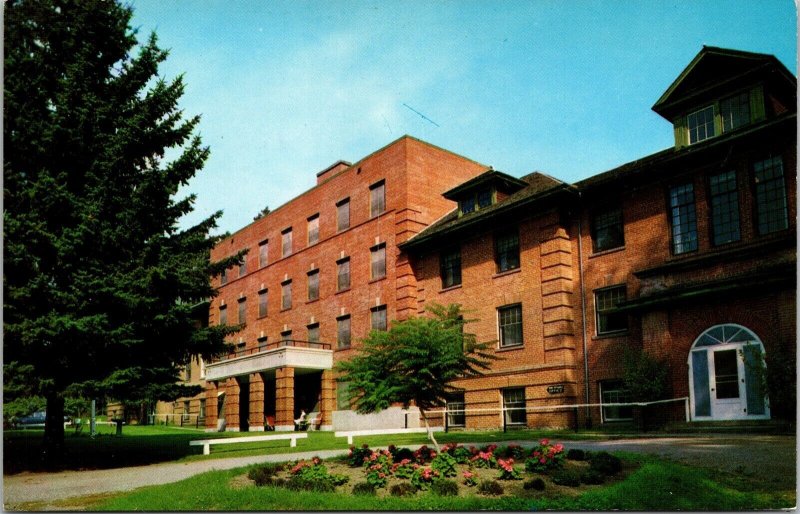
[129,0,797,235]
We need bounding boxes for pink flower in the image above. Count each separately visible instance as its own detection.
[379,472,385,478]
[539,458,547,464]
[533,450,541,457]
[554,443,564,452]
[540,438,549,446]
[463,471,474,478]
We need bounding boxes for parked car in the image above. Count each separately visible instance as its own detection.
[14,410,70,429]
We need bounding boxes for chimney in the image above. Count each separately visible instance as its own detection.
[316,160,352,185]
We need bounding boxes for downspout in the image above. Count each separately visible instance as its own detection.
[576,190,592,428]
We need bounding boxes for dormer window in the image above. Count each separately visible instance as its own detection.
[687,105,715,144]
[720,92,750,132]
[459,188,493,215]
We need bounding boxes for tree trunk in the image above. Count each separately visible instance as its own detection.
[419,408,440,452]
[42,393,65,468]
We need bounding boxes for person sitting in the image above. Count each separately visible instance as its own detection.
[294,410,307,430]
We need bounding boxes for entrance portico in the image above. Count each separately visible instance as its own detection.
[204,340,334,432]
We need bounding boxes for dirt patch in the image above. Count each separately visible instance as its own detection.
[229,473,256,490]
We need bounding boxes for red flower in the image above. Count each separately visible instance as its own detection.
[540,438,549,446]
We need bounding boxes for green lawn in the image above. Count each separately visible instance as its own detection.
[3,426,614,473]
[90,454,793,511]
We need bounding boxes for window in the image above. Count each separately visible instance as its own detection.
[669,183,698,254]
[219,305,227,325]
[307,323,320,344]
[258,240,268,268]
[600,380,633,422]
[440,246,462,289]
[754,156,788,235]
[307,270,319,301]
[199,399,206,419]
[337,198,350,231]
[370,180,385,217]
[371,305,387,331]
[591,205,624,252]
[280,330,292,344]
[257,335,268,351]
[503,388,526,426]
[220,268,229,285]
[258,289,268,318]
[238,256,247,277]
[446,392,466,427]
[238,297,246,324]
[337,315,351,349]
[495,229,520,272]
[337,380,351,410]
[709,170,741,245]
[371,244,386,280]
[185,362,192,382]
[687,105,715,144]
[477,189,492,209]
[595,286,627,335]
[307,214,319,245]
[281,280,292,310]
[337,257,350,291]
[183,400,190,419]
[720,92,750,133]
[281,228,292,258]
[459,198,475,215]
[498,304,523,348]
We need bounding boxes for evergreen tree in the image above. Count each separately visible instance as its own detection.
[4,0,241,464]
[335,304,496,450]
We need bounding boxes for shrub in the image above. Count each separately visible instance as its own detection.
[551,469,581,487]
[496,444,526,460]
[523,478,546,491]
[476,479,504,496]
[352,482,376,496]
[392,447,416,463]
[431,453,458,477]
[462,470,477,487]
[470,449,496,468]
[389,482,417,497]
[287,457,349,489]
[248,463,284,486]
[413,445,437,464]
[286,476,335,492]
[496,458,522,480]
[363,450,394,488]
[451,446,473,464]
[431,479,459,497]
[391,458,416,479]
[580,469,605,485]
[588,451,622,476]
[566,448,585,461]
[410,466,440,490]
[348,444,373,467]
[525,439,565,473]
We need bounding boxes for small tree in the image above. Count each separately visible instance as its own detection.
[335,303,496,450]
[253,205,271,220]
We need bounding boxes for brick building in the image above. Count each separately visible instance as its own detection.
[172,46,794,432]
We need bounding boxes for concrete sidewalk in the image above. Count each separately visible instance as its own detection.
[3,434,795,508]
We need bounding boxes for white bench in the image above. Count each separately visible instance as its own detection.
[334,427,444,445]
[190,433,308,455]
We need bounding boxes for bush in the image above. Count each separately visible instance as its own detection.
[496,444,526,460]
[551,469,581,487]
[413,445,437,464]
[285,476,335,492]
[588,451,622,476]
[352,482,376,496]
[431,479,459,497]
[248,463,284,486]
[476,480,504,496]
[523,478,546,491]
[390,446,416,462]
[496,458,522,480]
[525,439,565,473]
[389,482,417,497]
[431,453,458,477]
[348,445,372,467]
[580,469,605,485]
[410,466,440,490]
[566,448,585,461]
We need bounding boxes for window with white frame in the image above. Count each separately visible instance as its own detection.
[502,388,526,426]
[498,304,523,348]
[687,105,715,144]
[600,380,633,422]
[446,392,466,427]
[595,286,627,335]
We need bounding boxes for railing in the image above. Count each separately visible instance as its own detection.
[149,412,203,428]
[210,339,332,364]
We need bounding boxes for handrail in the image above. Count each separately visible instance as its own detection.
[209,339,332,364]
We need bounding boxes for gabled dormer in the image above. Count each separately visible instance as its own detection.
[442,169,528,217]
[652,46,796,149]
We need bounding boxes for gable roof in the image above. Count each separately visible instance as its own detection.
[652,46,795,119]
[441,169,528,200]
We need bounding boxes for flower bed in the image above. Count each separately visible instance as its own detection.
[242,441,630,499]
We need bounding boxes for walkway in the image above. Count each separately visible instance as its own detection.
[3,434,795,508]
